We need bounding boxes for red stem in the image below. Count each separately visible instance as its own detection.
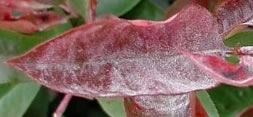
[87,0,97,22]
[53,94,72,117]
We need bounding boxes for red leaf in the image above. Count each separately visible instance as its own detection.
[214,0,253,35]
[0,20,37,33]
[22,11,68,31]
[124,94,191,117]
[7,4,225,98]
[182,49,253,86]
[0,0,67,33]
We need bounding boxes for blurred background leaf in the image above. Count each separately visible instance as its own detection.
[96,0,141,16]
[98,98,126,117]
[23,87,52,117]
[123,0,165,20]
[0,83,40,117]
[68,0,88,18]
[208,85,253,117]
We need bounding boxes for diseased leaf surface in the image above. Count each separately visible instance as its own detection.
[124,94,191,117]
[8,4,225,98]
[214,0,253,34]
[183,46,253,86]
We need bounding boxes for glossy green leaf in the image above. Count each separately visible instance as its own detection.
[123,0,165,20]
[96,0,141,16]
[224,31,253,47]
[0,82,40,117]
[197,90,219,117]
[98,98,126,117]
[208,85,253,117]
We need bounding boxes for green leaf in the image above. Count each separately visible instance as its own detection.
[208,85,253,117]
[123,0,165,20]
[149,0,172,10]
[32,23,73,39]
[0,82,40,117]
[68,0,89,18]
[224,31,253,47]
[0,29,43,55]
[196,90,219,117]
[96,0,141,16]
[97,98,126,117]
[23,87,51,117]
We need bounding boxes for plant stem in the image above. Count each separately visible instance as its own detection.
[53,94,72,117]
[87,0,97,22]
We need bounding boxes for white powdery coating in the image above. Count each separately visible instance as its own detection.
[215,0,253,33]
[125,94,191,117]
[9,4,225,98]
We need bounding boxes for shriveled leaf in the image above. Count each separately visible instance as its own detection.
[0,83,40,117]
[214,0,253,35]
[96,0,141,16]
[97,98,126,117]
[124,94,191,117]
[7,4,224,98]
